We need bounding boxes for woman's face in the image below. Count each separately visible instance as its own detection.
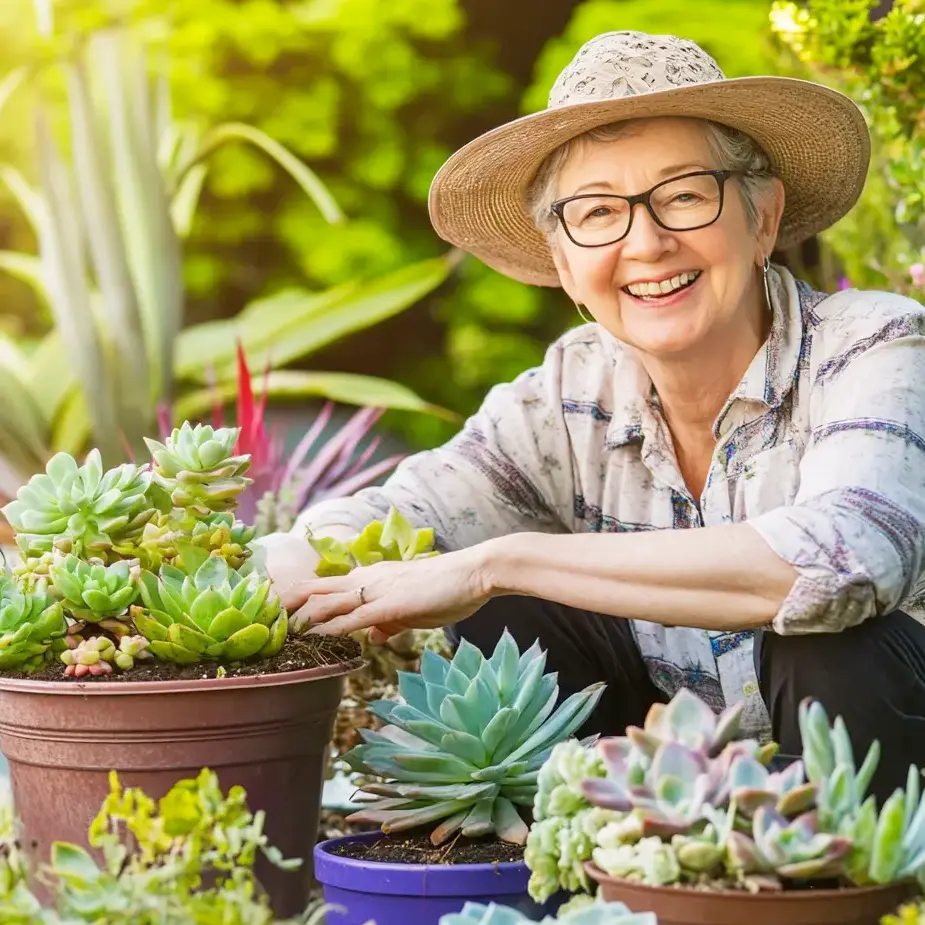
[550,118,783,359]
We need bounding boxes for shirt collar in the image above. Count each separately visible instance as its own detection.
[603,264,805,449]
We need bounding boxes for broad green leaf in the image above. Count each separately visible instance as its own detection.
[174,369,457,422]
[175,254,458,381]
[50,842,101,883]
[185,121,345,225]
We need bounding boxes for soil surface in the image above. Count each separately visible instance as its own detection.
[328,828,526,866]
[5,635,362,683]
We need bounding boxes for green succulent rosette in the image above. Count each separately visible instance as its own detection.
[144,423,252,518]
[48,554,139,625]
[133,544,286,664]
[0,575,67,671]
[1,449,155,560]
[308,506,438,577]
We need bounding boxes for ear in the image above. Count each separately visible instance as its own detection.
[550,237,581,302]
[756,177,786,263]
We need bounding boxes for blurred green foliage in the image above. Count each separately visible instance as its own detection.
[770,0,925,299]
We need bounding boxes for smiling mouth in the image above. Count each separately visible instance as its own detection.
[622,270,702,300]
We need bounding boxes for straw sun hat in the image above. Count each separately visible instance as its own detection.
[428,31,871,287]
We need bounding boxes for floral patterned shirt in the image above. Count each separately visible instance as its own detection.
[294,265,925,738]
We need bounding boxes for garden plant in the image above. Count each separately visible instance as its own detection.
[313,629,605,922]
[0,421,401,917]
[524,688,925,924]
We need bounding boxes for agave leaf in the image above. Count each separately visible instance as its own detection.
[452,638,483,680]
[506,682,605,765]
[404,719,453,750]
[482,707,520,762]
[208,607,253,641]
[397,670,433,718]
[439,731,488,767]
[504,676,559,749]
[492,796,529,845]
[132,609,169,642]
[430,808,470,846]
[490,629,520,705]
[855,740,882,803]
[391,752,478,780]
[148,640,201,664]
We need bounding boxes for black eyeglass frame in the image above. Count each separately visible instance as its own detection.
[550,169,742,248]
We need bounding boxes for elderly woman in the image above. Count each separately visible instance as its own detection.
[264,32,925,799]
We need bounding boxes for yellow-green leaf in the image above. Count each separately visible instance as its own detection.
[174,370,458,422]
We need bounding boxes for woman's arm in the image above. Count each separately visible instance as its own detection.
[484,522,797,630]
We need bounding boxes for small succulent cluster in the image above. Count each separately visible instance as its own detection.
[440,899,656,924]
[525,688,925,900]
[0,423,293,676]
[308,505,438,576]
[343,630,605,846]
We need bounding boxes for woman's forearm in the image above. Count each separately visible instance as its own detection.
[482,524,798,631]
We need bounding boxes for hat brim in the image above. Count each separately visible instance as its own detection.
[428,76,870,287]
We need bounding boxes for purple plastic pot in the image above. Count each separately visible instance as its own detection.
[314,832,566,923]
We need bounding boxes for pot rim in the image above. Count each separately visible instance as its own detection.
[585,863,915,901]
[0,657,365,696]
[314,831,532,897]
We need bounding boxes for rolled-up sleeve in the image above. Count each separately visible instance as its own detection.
[748,295,925,634]
[291,341,576,551]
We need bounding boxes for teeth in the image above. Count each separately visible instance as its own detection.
[626,271,700,298]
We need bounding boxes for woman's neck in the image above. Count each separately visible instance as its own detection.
[639,288,770,436]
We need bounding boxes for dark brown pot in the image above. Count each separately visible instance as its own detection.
[0,660,362,918]
[587,863,919,925]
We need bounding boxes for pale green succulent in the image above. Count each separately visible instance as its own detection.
[0,575,67,671]
[133,547,286,664]
[308,506,438,577]
[344,630,605,845]
[592,835,682,887]
[440,900,657,925]
[120,511,255,572]
[48,555,139,626]
[1,450,155,560]
[144,423,251,518]
[526,740,620,902]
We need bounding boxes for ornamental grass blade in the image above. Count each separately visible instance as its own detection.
[66,49,149,444]
[34,108,120,461]
[95,29,183,407]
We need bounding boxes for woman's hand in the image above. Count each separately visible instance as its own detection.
[287,545,494,643]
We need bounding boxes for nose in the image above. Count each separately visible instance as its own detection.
[619,202,675,262]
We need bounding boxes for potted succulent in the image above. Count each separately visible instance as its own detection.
[525,689,924,925]
[439,899,656,924]
[0,422,367,918]
[313,627,605,923]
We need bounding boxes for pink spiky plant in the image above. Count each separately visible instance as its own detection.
[185,343,407,535]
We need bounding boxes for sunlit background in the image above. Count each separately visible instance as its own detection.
[0,0,920,545]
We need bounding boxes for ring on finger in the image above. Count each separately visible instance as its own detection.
[356,586,366,606]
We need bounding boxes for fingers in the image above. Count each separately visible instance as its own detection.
[289,588,364,634]
[368,623,409,645]
[310,608,407,638]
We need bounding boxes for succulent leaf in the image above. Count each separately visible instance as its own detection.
[132,555,285,665]
[2,450,155,560]
[0,576,67,671]
[344,630,605,845]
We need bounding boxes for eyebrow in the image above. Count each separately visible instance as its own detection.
[569,164,710,196]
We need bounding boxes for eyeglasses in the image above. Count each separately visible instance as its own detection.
[550,169,740,248]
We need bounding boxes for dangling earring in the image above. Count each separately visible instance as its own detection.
[573,301,594,325]
[762,256,773,312]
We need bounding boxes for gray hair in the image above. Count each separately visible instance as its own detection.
[526,118,775,238]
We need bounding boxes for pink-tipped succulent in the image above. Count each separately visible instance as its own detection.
[60,633,152,677]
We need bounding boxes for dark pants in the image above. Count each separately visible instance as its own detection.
[446,598,925,805]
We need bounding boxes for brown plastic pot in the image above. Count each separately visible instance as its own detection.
[0,659,362,918]
[587,863,919,925]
